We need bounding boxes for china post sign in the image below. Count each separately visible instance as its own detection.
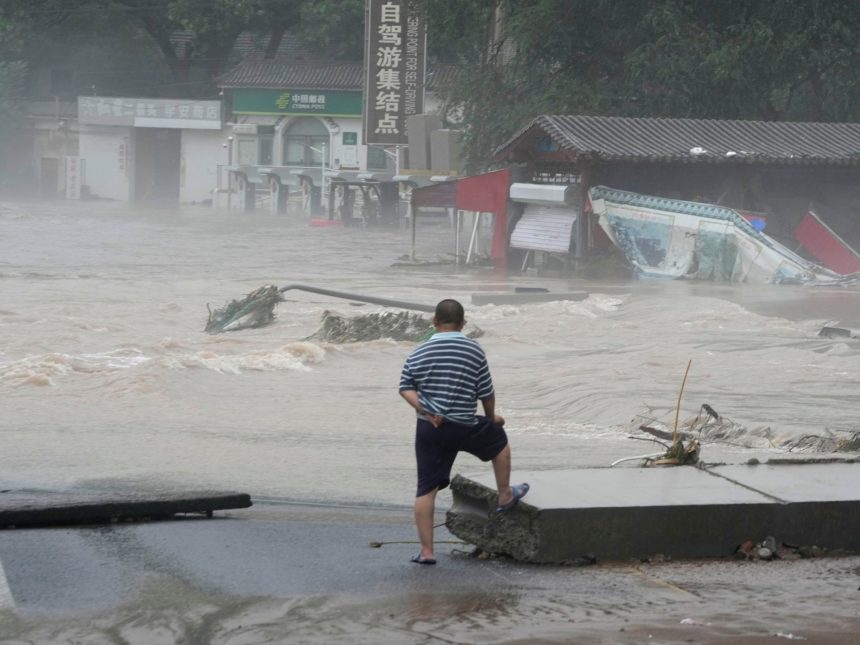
[363,0,426,145]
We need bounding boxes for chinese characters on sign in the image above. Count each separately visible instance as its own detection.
[342,132,359,167]
[364,0,426,145]
[118,140,127,174]
[276,92,329,112]
[78,97,221,129]
[231,89,362,116]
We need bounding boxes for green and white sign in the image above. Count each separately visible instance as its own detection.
[232,89,363,117]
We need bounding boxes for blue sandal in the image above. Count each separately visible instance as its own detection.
[411,554,436,565]
[497,483,530,513]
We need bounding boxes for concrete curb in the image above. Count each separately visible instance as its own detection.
[447,462,860,563]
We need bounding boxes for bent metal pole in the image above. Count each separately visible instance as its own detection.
[278,284,435,313]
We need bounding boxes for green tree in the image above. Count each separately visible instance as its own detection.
[0,60,27,183]
[625,0,860,121]
[297,0,365,61]
[8,0,860,172]
[433,0,860,169]
[164,0,303,81]
[0,1,30,180]
[0,0,306,97]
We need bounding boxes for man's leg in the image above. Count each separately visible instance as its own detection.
[492,444,514,507]
[414,487,438,559]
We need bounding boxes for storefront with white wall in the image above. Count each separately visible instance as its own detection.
[181,127,228,204]
[218,60,452,177]
[77,96,224,203]
[228,87,367,172]
[214,58,455,215]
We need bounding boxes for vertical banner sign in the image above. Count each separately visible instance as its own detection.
[364,0,426,145]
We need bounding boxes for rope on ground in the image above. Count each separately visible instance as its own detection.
[368,539,467,548]
[368,520,464,548]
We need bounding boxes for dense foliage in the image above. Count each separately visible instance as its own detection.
[0,60,26,146]
[0,0,307,97]
[3,0,860,170]
[431,0,860,169]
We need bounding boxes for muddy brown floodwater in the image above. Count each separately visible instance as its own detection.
[1,200,859,642]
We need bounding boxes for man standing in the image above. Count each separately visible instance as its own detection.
[399,298,529,565]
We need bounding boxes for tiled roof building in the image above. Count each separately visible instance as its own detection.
[495,115,860,166]
[217,58,457,92]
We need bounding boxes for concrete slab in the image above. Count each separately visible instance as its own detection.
[709,463,860,552]
[471,291,588,306]
[0,490,252,528]
[446,463,860,563]
[712,463,860,502]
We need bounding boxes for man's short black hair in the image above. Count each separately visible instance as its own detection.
[435,298,465,325]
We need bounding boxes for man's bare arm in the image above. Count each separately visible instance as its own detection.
[400,389,443,427]
[480,394,505,426]
[400,389,422,413]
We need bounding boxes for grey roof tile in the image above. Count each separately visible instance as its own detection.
[495,115,860,165]
[217,60,457,92]
[218,60,362,89]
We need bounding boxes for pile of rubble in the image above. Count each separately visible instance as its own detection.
[734,536,829,561]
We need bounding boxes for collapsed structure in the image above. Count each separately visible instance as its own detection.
[489,115,860,279]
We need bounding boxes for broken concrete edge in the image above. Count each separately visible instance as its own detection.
[445,474,537,514]
[446,467,860,564]
[0,492,252,529]
[446,474,543,562]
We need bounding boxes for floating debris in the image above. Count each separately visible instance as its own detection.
[307,310,483,343]
[205,285,283,333]
[633,404,860,453]
[309,310,433,342]
[204,285,485,342]
[819,325,860,339]
[650,437,700,466]
[205,283,436,334]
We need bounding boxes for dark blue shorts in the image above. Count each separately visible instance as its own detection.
[415,415,509,497]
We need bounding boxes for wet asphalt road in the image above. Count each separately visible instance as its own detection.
[0,502,429,614]
[1,501,859,643]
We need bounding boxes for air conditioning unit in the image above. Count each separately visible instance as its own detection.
[510,182,581,206]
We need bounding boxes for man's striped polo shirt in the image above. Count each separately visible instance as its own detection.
[399,331,494,426]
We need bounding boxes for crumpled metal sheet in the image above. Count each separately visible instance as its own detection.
[590,185,855,285]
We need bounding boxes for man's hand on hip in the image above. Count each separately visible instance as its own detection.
[426,413,444,428]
